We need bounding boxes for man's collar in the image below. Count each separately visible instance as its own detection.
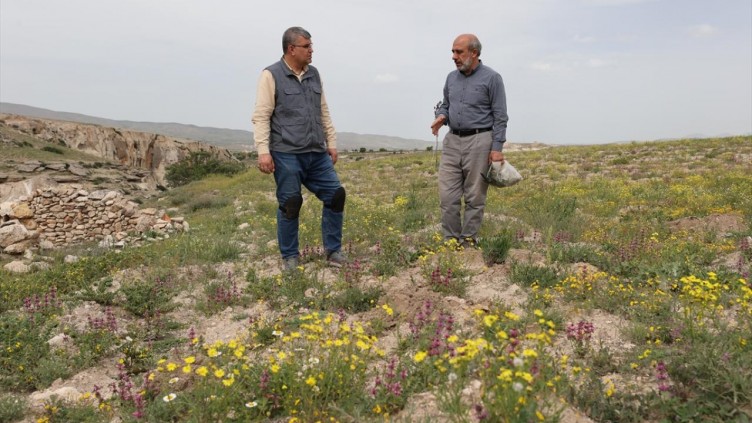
[462,60,483,76]
[282,57,307,76]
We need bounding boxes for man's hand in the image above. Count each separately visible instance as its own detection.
[489,150,505,164]
[258,153,274,174]
[430,115,446,136]
[328,148,338,165]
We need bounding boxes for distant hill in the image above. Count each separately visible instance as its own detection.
[0,102,434,152]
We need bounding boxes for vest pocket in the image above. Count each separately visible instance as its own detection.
[283,87,305,110]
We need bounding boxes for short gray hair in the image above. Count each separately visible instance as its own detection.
[469,36,482,57]
[282,27,312,53]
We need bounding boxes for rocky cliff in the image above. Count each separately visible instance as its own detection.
[0,114,235,187]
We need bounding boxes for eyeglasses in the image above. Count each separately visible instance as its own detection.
[292,43,313,50]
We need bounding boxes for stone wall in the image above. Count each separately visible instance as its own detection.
[0,187,187,254]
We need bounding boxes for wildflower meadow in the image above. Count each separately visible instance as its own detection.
[1,136,751,422]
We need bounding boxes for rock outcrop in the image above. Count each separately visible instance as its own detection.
[0,114,235,187]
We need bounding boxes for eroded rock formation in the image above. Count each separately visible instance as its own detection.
[0,114,234,187]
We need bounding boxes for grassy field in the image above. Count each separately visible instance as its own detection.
[1,136,751,422]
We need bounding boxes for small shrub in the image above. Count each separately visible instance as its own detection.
[548,242,601,264]
[41,145,64,154]
[523,194,581,239]
[72,328,119,369]
[246,270,325,309]
[479,230,514,264]
[329,286,382,313]
[510,262,559,288]
[36,397,104,423]
[419,238,471,297]
[187,195,231,212]
[0,393,26,422]
[76,277,117,306]
[198,276,247,316]
[120,277,176,318]
[0,314,55,391]
[166,151,244,187]
[371,235,412,277]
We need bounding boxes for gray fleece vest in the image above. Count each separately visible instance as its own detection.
[266,60,327,153]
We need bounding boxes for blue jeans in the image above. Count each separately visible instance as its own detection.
[271,151,343,259]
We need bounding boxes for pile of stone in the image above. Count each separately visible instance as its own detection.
[1,186,189,258]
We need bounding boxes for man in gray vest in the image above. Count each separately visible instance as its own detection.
[252,26,347,271]
[430,33,508,248]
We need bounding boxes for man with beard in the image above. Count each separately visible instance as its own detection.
[430,33,509,248]
[252,26,347,271]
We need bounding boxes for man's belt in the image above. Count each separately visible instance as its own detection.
[450,127,492,137]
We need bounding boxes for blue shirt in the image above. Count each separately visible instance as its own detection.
[435,62,508,151]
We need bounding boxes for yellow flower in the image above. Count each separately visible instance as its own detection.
[196,366,209,377]
[413,351,428,363]
[166,362,178,372]
[214,369,226,378]
[271,364,281,373]
[222,377,235,387]
[184,356,195,364]
[483,315,499,327]
[498,369,513,382]
[356,339,370,350]
[504,311,520,321]
[207,348,220,358]
[182,365,192,374]
[516,371,533,383]
[381,304,394,316]
[305,376,317,386]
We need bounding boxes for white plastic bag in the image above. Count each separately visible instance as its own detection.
[483,161,523,188]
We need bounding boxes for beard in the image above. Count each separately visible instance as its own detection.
[456,56,473,73]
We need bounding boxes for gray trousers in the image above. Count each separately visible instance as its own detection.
[438,131,491,241]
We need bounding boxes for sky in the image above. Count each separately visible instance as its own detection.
[1,0,751,145]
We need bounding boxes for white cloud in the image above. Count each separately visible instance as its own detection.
[1,0,749,145]
[530,62,554,72]
[689,24,717,37]
[374,73,399,83]
[573,34,595,43]
[587,58,613,67]
[581,0,656,5]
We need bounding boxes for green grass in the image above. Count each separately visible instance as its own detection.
[1,136,751,422]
